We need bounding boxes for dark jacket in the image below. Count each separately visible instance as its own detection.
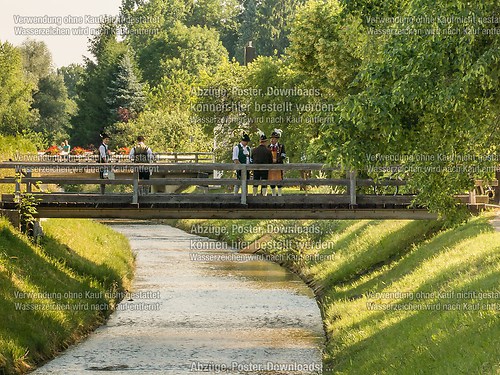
[252,144,273,164]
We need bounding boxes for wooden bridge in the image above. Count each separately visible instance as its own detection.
[0,156,497,222]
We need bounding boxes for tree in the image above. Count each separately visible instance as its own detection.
[105,53,146,122]
[58,64,86,101]
[288,0,500,218]
[19,39,53,83]
[235,0,305,63]
[18,40,76,143]
[31,73,75,143]
[185,0,241,58]
[135,22,228,87]
[70,22,128,146]
[0,41,36,135]
[121,109,209,152]
[193,58,248,161]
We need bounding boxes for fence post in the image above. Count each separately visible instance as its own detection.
[468,189,476,204]
[15,166,21,200]
[241,165,247,205]
[26,169,32,193]
[349,170,357,207]
[132,170,139,205]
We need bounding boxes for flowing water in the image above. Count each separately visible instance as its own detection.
[34,224,324,374]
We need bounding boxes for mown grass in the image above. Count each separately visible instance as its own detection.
[0,218,134,374]
[175,212,500,374]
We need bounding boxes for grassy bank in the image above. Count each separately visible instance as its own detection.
[0,218,134,374]
[175,213,500,374]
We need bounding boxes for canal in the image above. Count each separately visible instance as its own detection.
[34,224,324,374]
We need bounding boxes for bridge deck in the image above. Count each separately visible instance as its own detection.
[1,161,495,221]
[0,193,437,219]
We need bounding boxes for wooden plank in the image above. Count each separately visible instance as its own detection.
[0,177,134,185]
[1,194,132,204]
[0,162,336,172]
[357,195,415,205]
[139,178,240,186]
[0,176,408,188]
[140,194,241,204]
[34,207,439,220]
[1,193,417,206]
[455,195,489,204]
[246,195,351,205]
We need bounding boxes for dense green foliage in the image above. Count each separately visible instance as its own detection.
[1,0,499,215]
[0,42,35,136]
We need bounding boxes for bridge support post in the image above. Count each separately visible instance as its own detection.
[241,165,247,205]
[495,169,500,204]
[132,171,139,205]
[349,170,357,207]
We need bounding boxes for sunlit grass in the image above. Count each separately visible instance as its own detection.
[174,212,500,374]
[0,218,134,374]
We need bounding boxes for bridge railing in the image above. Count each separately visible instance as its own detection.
[8,152,215,164]
[0,162,410,206]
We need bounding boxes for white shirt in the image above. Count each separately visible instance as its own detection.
[232,143,250,164]
[99,143,108,162]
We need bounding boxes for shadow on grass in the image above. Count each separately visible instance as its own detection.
[316,221,376,258]
[334,215,494,300]
[0,224,126,375]
[325,271,500,375]
[314,221,442,296]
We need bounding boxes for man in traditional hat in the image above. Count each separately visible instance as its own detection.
[98,133,111,195]
[268,129,286,196]
[232,133,251,195]
[251,130,273,196]
[130,135,154,195]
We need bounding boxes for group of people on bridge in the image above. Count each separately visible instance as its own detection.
[95,130,286,196]
[98,133,153,194]
[232,129,286,197]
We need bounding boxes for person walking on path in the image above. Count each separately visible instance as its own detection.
[129,136,154,195]
[268,129,286,196]
[252,130,273,196]
[232,133,251,195]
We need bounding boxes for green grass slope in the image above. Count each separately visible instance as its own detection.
[0,219,134,374]
[175,213,500,374]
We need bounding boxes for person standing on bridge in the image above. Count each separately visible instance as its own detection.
[232,133,251,195]
[98,133,111,195]
[268,129,286,196]
[130,136,154,194]
[252,130,273,196]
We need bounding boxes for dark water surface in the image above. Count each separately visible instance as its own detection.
[34,224,324,374]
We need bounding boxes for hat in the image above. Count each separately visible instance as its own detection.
[241,133,251,142]
[271,129,282,138]
[100,132,110,139]
[257,129,267,141]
